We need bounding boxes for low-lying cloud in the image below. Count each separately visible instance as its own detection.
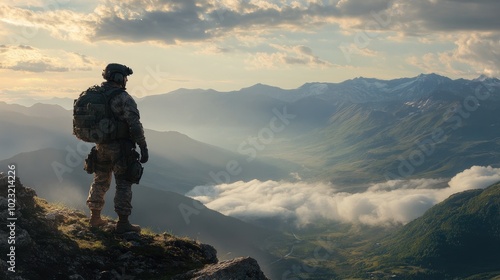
[187,166,500,227]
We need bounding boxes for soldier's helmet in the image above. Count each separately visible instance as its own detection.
[102,63,133,86]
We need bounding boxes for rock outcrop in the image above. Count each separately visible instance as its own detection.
[0,174,270,280]
[175,257,270,280]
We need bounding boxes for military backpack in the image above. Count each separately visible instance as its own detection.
[73,86,129,144]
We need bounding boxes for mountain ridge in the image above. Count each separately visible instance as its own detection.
[8,73,499,109]
[2,73,500,278]
[374,182,500,279]
[3,73,500,184]
[0,174,270,279]
[0,147,288,278]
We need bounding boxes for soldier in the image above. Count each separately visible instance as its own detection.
[86,63,149,233]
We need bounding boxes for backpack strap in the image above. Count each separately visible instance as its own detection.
[101,88,131,141]
[107,88,125,99]
[101,87,124,121]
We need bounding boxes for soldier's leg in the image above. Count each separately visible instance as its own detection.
[87,170,111,227]
[110,141,141,233]
[114,178,132,216]
[87,145,113,227]
[86,170,112,212]
[114,178,140,233]
[114,155,140,232]
[108,141,133,217]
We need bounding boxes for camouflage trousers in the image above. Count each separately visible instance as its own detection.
[86,141,133,216]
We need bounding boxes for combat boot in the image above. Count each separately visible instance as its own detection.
[115,215,141,234]
[89,209,107,227]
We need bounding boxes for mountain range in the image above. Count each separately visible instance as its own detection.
[6,73,499,185]
[136,73,500,184]
[2,73,500,278]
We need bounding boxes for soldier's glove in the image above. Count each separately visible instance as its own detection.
[140,146,149,163]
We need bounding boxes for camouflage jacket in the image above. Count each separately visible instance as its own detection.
[101,82,147,148]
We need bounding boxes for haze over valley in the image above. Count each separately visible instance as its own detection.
[2,73,500,278]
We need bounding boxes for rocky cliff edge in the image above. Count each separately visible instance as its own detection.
[0,173,270,280]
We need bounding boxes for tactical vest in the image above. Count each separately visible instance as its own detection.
[73,86,130,144]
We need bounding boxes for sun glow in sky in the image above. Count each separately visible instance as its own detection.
[0,0,499,103]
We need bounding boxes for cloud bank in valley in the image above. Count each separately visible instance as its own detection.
[187,166,500,227]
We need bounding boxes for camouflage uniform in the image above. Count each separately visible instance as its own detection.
[86,82,147,216]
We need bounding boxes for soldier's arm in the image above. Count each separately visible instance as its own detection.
[115,93,148,148]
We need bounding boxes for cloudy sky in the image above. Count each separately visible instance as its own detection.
[1,0,499,102]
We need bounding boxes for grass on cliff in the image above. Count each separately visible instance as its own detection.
[30,196,214,279]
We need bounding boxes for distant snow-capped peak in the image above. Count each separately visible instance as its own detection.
[299,83,329,96]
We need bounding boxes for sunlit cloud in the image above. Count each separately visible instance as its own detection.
[0,4,96,41]
[0,0,498,103]
[188,166,500,227]
[246,44,333,69]
[452,32,500,77]
[1,1,499,43]
[0,45,101,72]
[407,32,500,77]
[195,44,233,55]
